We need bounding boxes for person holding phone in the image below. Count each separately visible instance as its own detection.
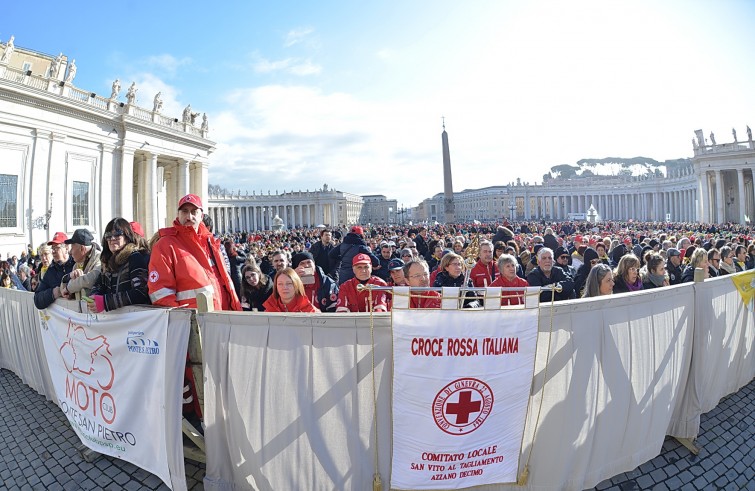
[292,251,339,312]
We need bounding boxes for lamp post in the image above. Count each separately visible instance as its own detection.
[509,203,516,222]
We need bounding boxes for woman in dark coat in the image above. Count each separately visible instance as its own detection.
[432,252,480,308]
[240,262,273,311]
[89,218,151,313]
[224,240,246,300]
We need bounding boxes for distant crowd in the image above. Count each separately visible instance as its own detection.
[3,211,754,312]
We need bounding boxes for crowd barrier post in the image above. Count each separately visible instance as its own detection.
[181,291,212,463]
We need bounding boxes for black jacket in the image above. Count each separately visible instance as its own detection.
[329,233,379,285]
[90,245,151,311]
[432,271,480,308]
[309,240,335,274]
[681,265,697,283]
[242,279,273,311]
[311,266,339,313]
[34,257,75,309]
[526,266,575,302]
[666,259,683,285]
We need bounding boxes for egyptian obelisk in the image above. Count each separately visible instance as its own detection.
[441,118,455,223]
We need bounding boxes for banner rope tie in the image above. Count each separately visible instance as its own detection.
[368,288,383,491]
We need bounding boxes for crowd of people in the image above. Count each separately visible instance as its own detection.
[2,198,755,313]
[2,196,752,426]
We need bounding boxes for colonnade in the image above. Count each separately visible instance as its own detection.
[208,202,337,234]
[697,167,755,224]
[511,187,698,222]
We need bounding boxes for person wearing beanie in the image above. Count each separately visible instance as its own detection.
[553,246,577,279]
[292,251,339,312]
[609,244,627,268]
[573,247,599,298]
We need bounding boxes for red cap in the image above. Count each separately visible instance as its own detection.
[350,225,364,236]
[178,194,203,210]
[352,253,371,266]
[130,221,144,237]
[47,232,68,245]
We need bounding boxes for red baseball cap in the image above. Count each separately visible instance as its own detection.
[130,221,145,237]
[178,194,203,210]
[352,253,371,266]
[350,225,364,236]
[47,232,68,245]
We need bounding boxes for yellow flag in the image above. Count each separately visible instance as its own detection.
[730,271,755,308]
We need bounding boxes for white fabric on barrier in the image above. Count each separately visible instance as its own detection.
[0,289,56,398]
[201,312,394,491]
[39,304,190,491]
[200,284,696,491]
[670,273,755,438]
[391,309,538,489]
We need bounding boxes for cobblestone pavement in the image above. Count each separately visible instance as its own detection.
[0,368,753,490]
[0,369,205,490]
[588,379,755,491]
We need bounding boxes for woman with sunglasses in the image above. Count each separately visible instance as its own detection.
[88,218,151,313]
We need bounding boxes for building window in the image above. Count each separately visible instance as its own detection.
[22,61,32,73]
[72,181,89,226]
[0,174,17,228]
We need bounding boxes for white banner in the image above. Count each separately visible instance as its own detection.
[39,304,182,490]
[391,309,538,489]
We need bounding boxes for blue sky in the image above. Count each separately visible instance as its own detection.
[4,1,755,208]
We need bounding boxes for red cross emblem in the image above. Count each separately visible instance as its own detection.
[432,377,494,435]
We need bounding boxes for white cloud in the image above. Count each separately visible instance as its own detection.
[253,57,293,74]
[209,85,444,204]
[284,27,314,47]
[289,60,321,76]
[144,54,192,75]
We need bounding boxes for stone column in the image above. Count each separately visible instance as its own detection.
[714,170,725,224]
[119,147,135,220]
[698,171,710,222]
[737,168,746,224]
[177,159,190,201]
[145,153,159,237]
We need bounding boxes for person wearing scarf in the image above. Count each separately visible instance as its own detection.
[612,254,644,294]
[641,253,669,289]
[718,246,736,275]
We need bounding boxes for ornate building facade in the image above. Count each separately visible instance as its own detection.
[0,37,214,257]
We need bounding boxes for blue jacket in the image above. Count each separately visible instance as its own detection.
[312,266,339,312]
[34,257,75,309]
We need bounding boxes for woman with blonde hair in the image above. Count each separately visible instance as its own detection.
[263,267,318,313]
[612,254,643,294]
[681,248,709,283]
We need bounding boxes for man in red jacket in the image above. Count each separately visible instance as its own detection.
[336,253,388,312]
[470,240,496,288]
[148,194,241,311]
